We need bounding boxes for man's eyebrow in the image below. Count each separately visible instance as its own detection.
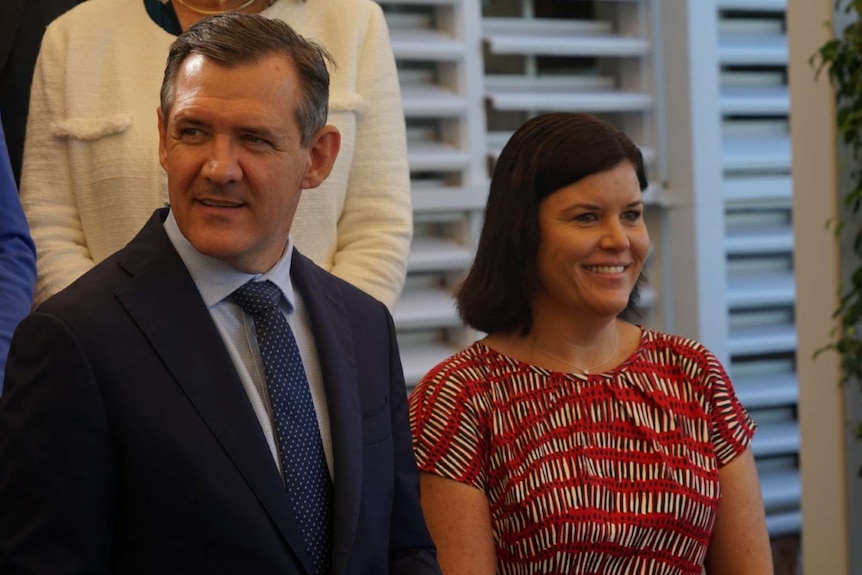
[172,116,208,128]
[171,116,282,140]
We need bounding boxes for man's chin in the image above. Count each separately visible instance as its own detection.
[186,236,244,265]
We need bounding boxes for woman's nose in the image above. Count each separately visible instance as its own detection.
[600,219,631,250]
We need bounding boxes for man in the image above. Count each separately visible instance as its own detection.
[0,14,440,575]
[0,116,35,391]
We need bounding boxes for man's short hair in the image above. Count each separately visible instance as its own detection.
[160,12,335,147]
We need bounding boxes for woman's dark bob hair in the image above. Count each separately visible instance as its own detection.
[456,112,648,335]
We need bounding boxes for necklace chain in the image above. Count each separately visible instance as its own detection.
[527,328,619,375]
[172,0,260,16]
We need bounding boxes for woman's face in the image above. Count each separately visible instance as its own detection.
[532,161,649,322]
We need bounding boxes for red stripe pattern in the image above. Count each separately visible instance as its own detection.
[409,328,756,575]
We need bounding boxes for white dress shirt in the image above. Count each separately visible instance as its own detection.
[164,211,333,478]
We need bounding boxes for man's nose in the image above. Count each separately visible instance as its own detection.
[201,137,242,184]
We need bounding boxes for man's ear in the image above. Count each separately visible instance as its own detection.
[301,125,341,190]
[157,107,168,171]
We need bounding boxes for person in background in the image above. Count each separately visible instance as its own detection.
[0,116,35,392]
[21,0,411,309]
[409,112,773,575]
[0,0,85,184]
[0,14,440,574]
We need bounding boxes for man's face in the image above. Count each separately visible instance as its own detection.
[158,52,338,273]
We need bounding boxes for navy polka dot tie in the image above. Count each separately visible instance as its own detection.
[232,280,332,575]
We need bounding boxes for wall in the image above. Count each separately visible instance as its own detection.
[787,0,855,572]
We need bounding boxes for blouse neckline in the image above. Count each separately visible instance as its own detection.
[475,325,649,380]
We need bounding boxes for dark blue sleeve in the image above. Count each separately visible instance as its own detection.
[0,117,36,393]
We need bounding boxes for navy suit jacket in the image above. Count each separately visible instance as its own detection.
[0,208,440,575]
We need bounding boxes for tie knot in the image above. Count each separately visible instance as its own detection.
[231,280,282,317]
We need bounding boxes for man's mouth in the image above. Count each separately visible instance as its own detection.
[199,199,242,208]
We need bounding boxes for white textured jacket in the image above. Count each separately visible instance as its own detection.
[21,0,411,308]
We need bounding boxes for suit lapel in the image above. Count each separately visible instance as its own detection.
[114,210,315,574]
[291,253,363,574]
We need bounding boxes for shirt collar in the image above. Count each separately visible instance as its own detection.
[163,210,296,312]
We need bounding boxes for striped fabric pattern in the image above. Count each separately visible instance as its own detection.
[409,328,756,575]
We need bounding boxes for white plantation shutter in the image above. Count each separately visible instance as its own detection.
[717,0,801,536]
[378,0,488,386]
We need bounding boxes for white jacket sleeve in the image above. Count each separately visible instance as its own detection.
[327,4,412,310]
[20,23,96,306]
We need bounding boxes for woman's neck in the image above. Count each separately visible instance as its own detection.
[519,298,625,374]
[530,320,618,365]
[531,296,617,345]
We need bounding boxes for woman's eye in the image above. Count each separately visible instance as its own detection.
[574,213,597,223]
[623,210,643,222]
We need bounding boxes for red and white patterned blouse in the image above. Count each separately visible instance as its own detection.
[409,328,756,575]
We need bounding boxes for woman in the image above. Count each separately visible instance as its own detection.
[20,0,410,308]
[409,113,773,575]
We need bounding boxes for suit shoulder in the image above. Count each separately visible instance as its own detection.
[37,251,130,320]
[294,251,385,304]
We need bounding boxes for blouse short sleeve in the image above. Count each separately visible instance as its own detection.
[701,347,757,466]
[408,349,490,493]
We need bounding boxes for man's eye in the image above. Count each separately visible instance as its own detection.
[242,135,270,146]
[179,128,203,138]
